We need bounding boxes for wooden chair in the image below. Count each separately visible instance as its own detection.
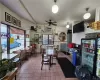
[25,46,32,59]
[12,50,21,67]
[53,48,58,59]
[20,49,27,60]
[41,48,50,70]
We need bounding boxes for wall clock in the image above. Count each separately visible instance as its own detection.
[59,32,66,42]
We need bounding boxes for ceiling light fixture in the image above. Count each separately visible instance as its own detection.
[52,0,59,14]
[66,25,70,28]
[66,22,70,28]
[83,8,91,19]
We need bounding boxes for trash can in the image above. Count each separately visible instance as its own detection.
[72,51,77,66]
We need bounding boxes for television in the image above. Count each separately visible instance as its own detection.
[73,21,84,33]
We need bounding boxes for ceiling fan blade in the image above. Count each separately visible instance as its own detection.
[52,23,57,26]
[49,23,51,26]
[51,21,57,23]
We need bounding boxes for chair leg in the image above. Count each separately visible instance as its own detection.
[52,57,53,64]
[41,63,43,70]
[49,62,50,70]
[20,61,21,67]
[15,75,16,80]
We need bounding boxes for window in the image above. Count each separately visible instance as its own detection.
[43,34,54,45]
[1,23,25,55]
[1,24,7,54]
[26,30,30,47]
[10,27,25,53]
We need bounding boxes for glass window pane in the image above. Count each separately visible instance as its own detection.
[1,24,7,54]
[26,30,30,47]
[49,35,54,45]
[10,27,24,53]
[43,35,48,45]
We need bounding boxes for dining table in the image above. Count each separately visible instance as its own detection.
[2,53,18,60]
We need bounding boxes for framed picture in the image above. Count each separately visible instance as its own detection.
[12,17,17,25]
[18,20,21,27]
[5,12,12,23]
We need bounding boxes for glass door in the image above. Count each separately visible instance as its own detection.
[96,38,100,77]
[81,39,95,73]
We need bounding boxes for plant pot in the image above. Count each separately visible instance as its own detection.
[0,70,7,79]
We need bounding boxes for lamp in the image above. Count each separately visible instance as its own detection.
[83,8,91,19]
[52,0,59,14]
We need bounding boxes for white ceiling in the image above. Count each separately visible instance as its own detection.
[0,0,100,26]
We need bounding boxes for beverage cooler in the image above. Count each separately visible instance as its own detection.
[81,38,96,75]
[96,38,100,78]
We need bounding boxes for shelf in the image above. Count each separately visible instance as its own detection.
[97,48,100,49]
[82,51,95,56]
[82,47,95,50]
[83,58,93,64]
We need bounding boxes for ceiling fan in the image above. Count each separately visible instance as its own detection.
[45,19,57,26]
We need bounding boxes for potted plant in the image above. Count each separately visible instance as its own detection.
[0,59,16,79]
[32,37,39,44]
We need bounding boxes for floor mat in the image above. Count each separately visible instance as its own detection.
[57,57,76,78]
[61,51,70,55]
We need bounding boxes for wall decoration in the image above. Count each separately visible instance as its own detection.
[5,12,21,27]
[59,32,66,42]
[18,20,21,27]
[12,17,17,25]
[26,34,29,38]
[89,21,100,30]
[5,12,12,23]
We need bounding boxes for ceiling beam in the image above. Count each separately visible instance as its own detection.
[19,0,37,24]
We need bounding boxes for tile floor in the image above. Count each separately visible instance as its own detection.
[17,52,78,80]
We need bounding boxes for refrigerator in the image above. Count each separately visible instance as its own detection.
[81,38,96,75]
[96,38,100,78]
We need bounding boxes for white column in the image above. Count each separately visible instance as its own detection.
[95,8,100,21]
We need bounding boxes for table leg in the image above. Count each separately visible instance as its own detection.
[15,75,16,80]
[50,56,52,67]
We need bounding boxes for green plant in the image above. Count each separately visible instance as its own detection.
[32,37,39,44]
[0,59,16,78]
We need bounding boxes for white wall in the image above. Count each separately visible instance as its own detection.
[72,32,85,44]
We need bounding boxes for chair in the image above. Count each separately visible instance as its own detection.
[25,46,32,59]
[41,48,50,70]
[53,48,58,59]
[12,50,21,67]
[20,49,27,60]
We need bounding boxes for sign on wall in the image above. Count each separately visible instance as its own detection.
[5,12,21,27]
